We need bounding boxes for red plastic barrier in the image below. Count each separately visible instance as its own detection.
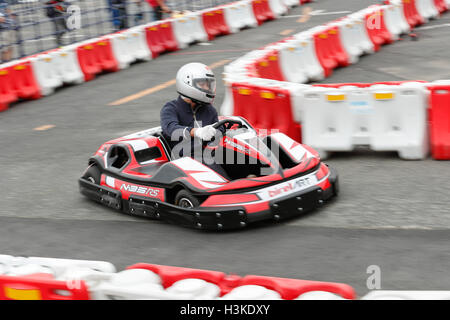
[0,273,90,300]
[0,67,19,112]
[254,50,285,81]
[202,10,221,40]
[252,0,274,25]
[231,82,301,142]
[128,264,356,299]
[427,85,450,160]
[239,275,357,300]
[327,26,350,67]
[202,9,230,41]
[231,82,261,126]
[9,61,41,100]
[364,9,393,52]
[76,43,103,81]
[145,24,166,58]
[313,29,338,77]
[402,0,425,27]
[94,38,119,73]
[159,21,179,52]
[434,0,448,13]
[127,263,240,295]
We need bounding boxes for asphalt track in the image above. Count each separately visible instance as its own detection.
[0,0,449,297]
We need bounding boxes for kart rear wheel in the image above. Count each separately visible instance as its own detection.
[175,190,200,209]
[83,164,101,184]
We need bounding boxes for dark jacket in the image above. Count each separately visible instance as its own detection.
[160,96,220,148]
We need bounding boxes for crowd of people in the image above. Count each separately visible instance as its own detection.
[0,0,173,63]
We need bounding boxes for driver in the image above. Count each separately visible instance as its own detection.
[160,62,229,179]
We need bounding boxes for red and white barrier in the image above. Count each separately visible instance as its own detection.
[5,254,450,300]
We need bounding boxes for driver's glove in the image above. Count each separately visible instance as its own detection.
[194,125,217,141]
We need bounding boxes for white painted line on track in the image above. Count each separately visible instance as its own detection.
[415,23,450,31]
[281,10,351,18]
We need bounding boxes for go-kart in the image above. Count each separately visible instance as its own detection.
[79,116,338,230]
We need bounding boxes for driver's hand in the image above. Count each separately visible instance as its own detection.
[194,125,217,141]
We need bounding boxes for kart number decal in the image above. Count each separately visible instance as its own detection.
[120,184,161,197]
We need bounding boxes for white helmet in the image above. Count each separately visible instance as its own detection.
[176,62,216,105]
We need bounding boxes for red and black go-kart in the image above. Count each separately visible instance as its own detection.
[79,116,338,230]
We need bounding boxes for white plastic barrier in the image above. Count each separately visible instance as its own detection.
[49,45,85,85]
[368,82,429,159]
[346,12,375,55]
[301,83,429,159]
[382,3,409,39]
[28,53,63,96]
[277,39,310,83]
[415,0,439,21]
[0,255,116,279]
[331,19,364,64]
[291,32,325,81]
[123,26,152,62]
[220,285,282,300]
[282,0,299,8]
[222,0,258,33]
[268,0,288,18]
[166,279,221,299]
[388,0,412,34]
[108,33,135,70]
[88,269,170,300]
[27,256,116,274]
[171,12,208,49]
[362,291,450,300]
[231,0,259,30]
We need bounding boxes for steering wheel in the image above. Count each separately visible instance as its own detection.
[206,119,245,146]
[212,119,245,131]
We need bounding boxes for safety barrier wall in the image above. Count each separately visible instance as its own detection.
[221,0,450,159]
[0,0,314,113]
[2,254,450,300]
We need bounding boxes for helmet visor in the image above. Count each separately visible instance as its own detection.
[192,78,216,97]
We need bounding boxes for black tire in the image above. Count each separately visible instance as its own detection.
[82,164,101,184]
[174,189,200,209]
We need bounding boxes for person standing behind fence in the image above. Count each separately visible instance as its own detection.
[0,0,15,62]
[109,0,128,31]
[45,0,68,46]
[146,0,171,22]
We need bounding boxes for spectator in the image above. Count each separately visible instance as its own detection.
[45,0,68,46]
[133,0,144,25]
[146,0,171,22]
[0,0,15,62]
[109,0,128,31]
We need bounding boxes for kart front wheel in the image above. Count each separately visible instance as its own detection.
[82,164,101,184]
[175,190,200,209]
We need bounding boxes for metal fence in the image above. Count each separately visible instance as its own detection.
[0,0,237,62]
